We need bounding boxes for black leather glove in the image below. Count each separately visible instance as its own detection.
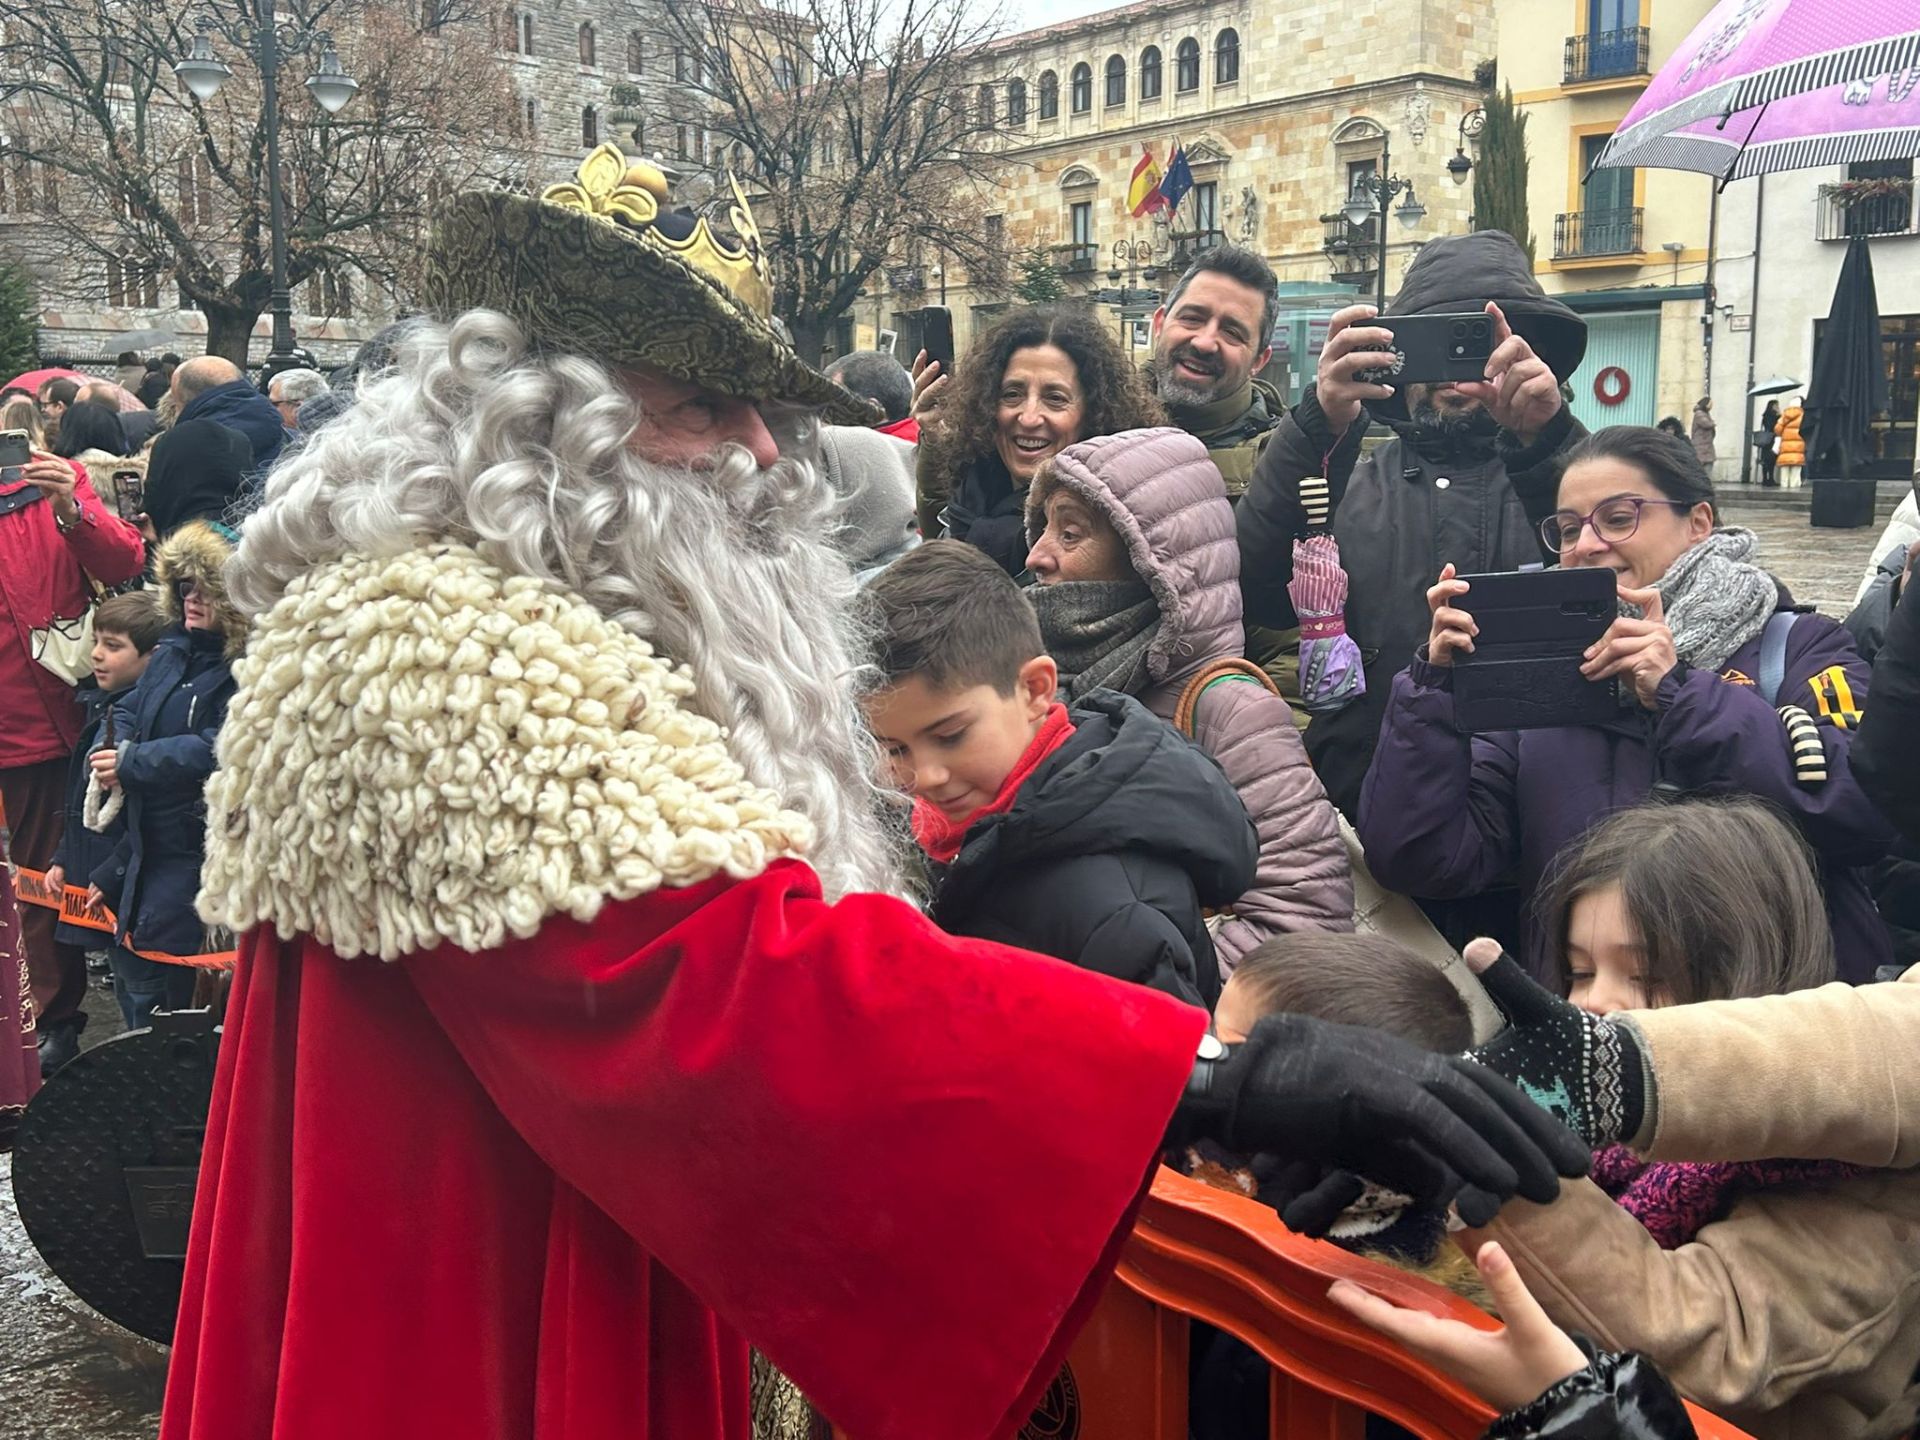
[1467,952,1646,1151]
[1168,1014,1589,1233]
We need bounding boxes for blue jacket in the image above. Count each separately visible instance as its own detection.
[105,628,236,955]
[48,680,135,948]
[1357,598,1895,983]
[176,378,288,477]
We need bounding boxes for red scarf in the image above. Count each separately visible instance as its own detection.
[911,704,1075,865]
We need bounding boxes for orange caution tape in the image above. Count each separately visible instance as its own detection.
[12,865,236,971]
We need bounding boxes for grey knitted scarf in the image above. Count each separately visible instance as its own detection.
[1644,527,1777,673]
[1027,580,1161,701]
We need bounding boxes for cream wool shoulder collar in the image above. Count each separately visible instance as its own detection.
[196,543,813,961]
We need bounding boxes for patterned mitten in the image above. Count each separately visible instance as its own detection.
[1289,530,1365,714]
[1468,952,1645,1150]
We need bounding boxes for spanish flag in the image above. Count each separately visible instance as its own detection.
[1128,144,1169,217]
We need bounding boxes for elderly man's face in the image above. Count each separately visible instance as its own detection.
[622,369,779,471]
[269,383,300,429]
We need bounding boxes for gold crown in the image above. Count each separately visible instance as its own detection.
[541,144,773,319]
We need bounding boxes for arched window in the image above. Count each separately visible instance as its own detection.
[518,12,533,55]
[977,83,994,124]
[1214,28,1239,85]
[578,22,596,66]
[1175,36,1199,92]
[627,32,643,73]
[581,105,598,147]
[524,96,538,134]
[1104,54,1125,107]
[1008,77,1027,126]
[1038,69,1058,119]
[1139,45,1162,100]
[1069,61,1091,114]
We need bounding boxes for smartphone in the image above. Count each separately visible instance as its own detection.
[113,469,144,521]
[0,429,29,468]
[1450,567,1622,733]
[921,305,955,378]
[1354,312,1497,388]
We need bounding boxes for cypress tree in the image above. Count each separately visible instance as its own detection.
[1473,84,1535,264]
[0,254,37,379]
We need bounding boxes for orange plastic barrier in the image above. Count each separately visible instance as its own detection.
[11,865,236,971]
[844,1167,1755,1439]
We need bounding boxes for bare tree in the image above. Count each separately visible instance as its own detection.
[656,0,1017,363]
[0,0,525,361]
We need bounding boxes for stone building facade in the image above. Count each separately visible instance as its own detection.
[861,0,1496,395]
[3,0,690,368]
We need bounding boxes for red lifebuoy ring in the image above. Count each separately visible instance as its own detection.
[1594,366,1631,405]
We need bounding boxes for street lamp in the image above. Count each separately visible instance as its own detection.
[174,18,358,378]
[1336,133,1424,311]
[1106,238,1160,354]
[1447,107,1487,185]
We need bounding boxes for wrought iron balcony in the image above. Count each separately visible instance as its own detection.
[1564,26,1649,84]
[1553,206,1642,259]
[1052,241,1098,274]
[1816,182,1918,240]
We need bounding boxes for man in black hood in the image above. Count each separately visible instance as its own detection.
[1236,230,1589,818]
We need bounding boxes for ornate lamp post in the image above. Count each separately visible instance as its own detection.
[1447,107,1487,185]
[175,15,359,378]
[1337,133,1425,311]
[1106,238,1160,354]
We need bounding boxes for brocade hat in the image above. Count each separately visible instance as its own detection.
[420,145,879,426]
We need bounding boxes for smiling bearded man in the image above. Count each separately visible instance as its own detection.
[156,151,1586,1440]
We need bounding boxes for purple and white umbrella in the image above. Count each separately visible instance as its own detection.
[1601,67,1920,179]
[1595,0,1920,176]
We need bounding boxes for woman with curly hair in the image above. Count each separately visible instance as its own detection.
[914,304,1161,575]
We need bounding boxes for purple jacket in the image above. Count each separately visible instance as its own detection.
[1357,602,1895,983]
[1031,427,1352,970]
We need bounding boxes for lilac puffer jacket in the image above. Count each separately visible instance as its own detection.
[1029,427,1352,971]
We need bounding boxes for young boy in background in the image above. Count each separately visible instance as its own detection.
[44,592,169,974]
[861,540,1255,1009]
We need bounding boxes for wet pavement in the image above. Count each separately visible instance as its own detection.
[0,489,1900,1437]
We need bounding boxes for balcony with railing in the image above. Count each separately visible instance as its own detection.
[1319,213,1378,292]
[1553,206,1643,261]
[1816,181,1918,241]
[1168,227,1225,268]
[1564,26,1650,85]
[1052,241,1097,275]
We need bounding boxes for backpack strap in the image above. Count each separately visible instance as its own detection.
[1758,610,1798,706]
[1174,657,1280,737]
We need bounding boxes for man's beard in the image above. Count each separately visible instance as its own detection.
[583,438,911,903]
[1153,341,1238,408]
[1410,395,1501,448]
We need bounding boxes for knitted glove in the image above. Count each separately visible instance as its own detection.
[1169,1014,1589,1233]
[1468,953,1646,1151]
[1289,532,1366,715]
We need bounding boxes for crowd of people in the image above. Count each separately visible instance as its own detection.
[2,156,1919,1440]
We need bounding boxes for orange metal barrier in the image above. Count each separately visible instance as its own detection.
[846,1167,1755,1439]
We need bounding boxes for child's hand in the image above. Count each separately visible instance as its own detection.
[89,747,119,789]
[44,864,65,894]
[83,885,107,918]
[1328,1240,1589,1415]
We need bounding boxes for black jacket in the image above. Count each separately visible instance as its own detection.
[1854,564,1920,969]
[928,690,1257,1009]
[48,680,136,947]
[944,453,1029,577]
[1486,1346,1697,1440]
[1236,232,1591,815]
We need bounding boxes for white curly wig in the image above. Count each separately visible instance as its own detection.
[228,309,908,901]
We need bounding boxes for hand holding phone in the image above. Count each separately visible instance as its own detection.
[1579,585,1677,710]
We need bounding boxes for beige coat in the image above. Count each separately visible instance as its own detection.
[1461,969,1920,1439]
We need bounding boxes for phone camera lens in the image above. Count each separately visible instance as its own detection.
[1450,321,1468,340]
[1471,321,1489,340]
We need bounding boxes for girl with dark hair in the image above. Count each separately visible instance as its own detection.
[1357,424,1893,981]
[912,305,1161,575]
[1450,799,1920,1436]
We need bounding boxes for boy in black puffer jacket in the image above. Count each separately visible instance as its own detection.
[86,521,247,1028]
[862,541,1256,1009]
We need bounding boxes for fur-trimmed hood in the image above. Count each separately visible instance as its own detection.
[152,520,248,658]
[75,448,145,522]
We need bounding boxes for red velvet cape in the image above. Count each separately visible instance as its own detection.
[159,860,1204,1438]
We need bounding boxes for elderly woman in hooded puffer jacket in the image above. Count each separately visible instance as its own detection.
[1022,427,1352,974]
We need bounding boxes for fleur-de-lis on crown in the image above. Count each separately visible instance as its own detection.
[541,143,774,319]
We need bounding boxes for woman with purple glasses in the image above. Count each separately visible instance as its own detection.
[1355,424,1894,983]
